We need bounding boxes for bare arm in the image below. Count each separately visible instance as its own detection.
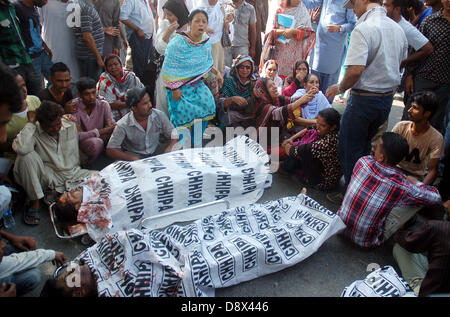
[400,42,434,69]
[164,137,179,153]
[109,101,128,111]
[422,158,439,186]
[106,148,140,161]
[121,19,145,39]
[82,31,104,68]
[326,65,365,100]
[294,117,317,128]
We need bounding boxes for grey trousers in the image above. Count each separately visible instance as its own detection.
[393,243,428,295]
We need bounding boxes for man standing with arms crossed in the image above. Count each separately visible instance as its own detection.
[326,0,408,204]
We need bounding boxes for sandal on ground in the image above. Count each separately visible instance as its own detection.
[43,191,60,206]
[23,208,40,225]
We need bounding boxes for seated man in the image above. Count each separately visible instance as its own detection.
[37,62,74,108]
[106,87,178,161]
[12,100,97,225]
[392,91,444,186]
[0,226,66,297]
[338,132,442,248]
[392,218,450,297]
[67,77,116,164]
[0,72,41,163]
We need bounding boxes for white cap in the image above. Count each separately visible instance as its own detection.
[343,0,354,9]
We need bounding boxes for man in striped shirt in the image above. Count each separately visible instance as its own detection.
[70,0,104,82]
[338,132,442,248]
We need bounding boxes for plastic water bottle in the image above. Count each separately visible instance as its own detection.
[2,209,15,228]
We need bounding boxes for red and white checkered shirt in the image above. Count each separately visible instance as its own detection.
[338,156,442,248]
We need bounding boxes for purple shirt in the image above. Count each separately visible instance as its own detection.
[73,97,114,142]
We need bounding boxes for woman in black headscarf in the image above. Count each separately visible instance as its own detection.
[153,0,190,116]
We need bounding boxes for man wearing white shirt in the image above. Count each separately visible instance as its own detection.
[120,0,155,81]
[39,0,81,83]
[382,0,436,123]
[325,0,408,202]
[383,0,433,68]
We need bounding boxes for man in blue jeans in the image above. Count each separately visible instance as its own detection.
[14,0,53,88]
[326,0,408,204]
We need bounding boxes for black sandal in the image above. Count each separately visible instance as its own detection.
[23,208,40,225]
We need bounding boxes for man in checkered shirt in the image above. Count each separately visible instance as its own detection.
[338,132,442,248]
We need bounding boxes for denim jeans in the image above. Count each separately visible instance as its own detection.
[339,93,393,188]
[0,244,41,296]
[128,31,153,81]
[78,58,102,82]
[14,63,42,96]
[31,51,53,84]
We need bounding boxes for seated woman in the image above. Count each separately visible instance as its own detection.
[289,73,331,129]
[250,77,314,134]
[96,54,144,122]
[67,78,116,164]
[279,107,342,191]
[260,60,283,94]
[216,55,258,128]
[162,9,223,146]
[260,0,315,79]
[221,74,315,146]
[153,0,189,117]
[282,59,309,97]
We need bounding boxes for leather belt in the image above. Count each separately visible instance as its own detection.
[351,89,395,97]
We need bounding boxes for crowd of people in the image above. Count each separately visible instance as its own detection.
[0,0,449,297]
